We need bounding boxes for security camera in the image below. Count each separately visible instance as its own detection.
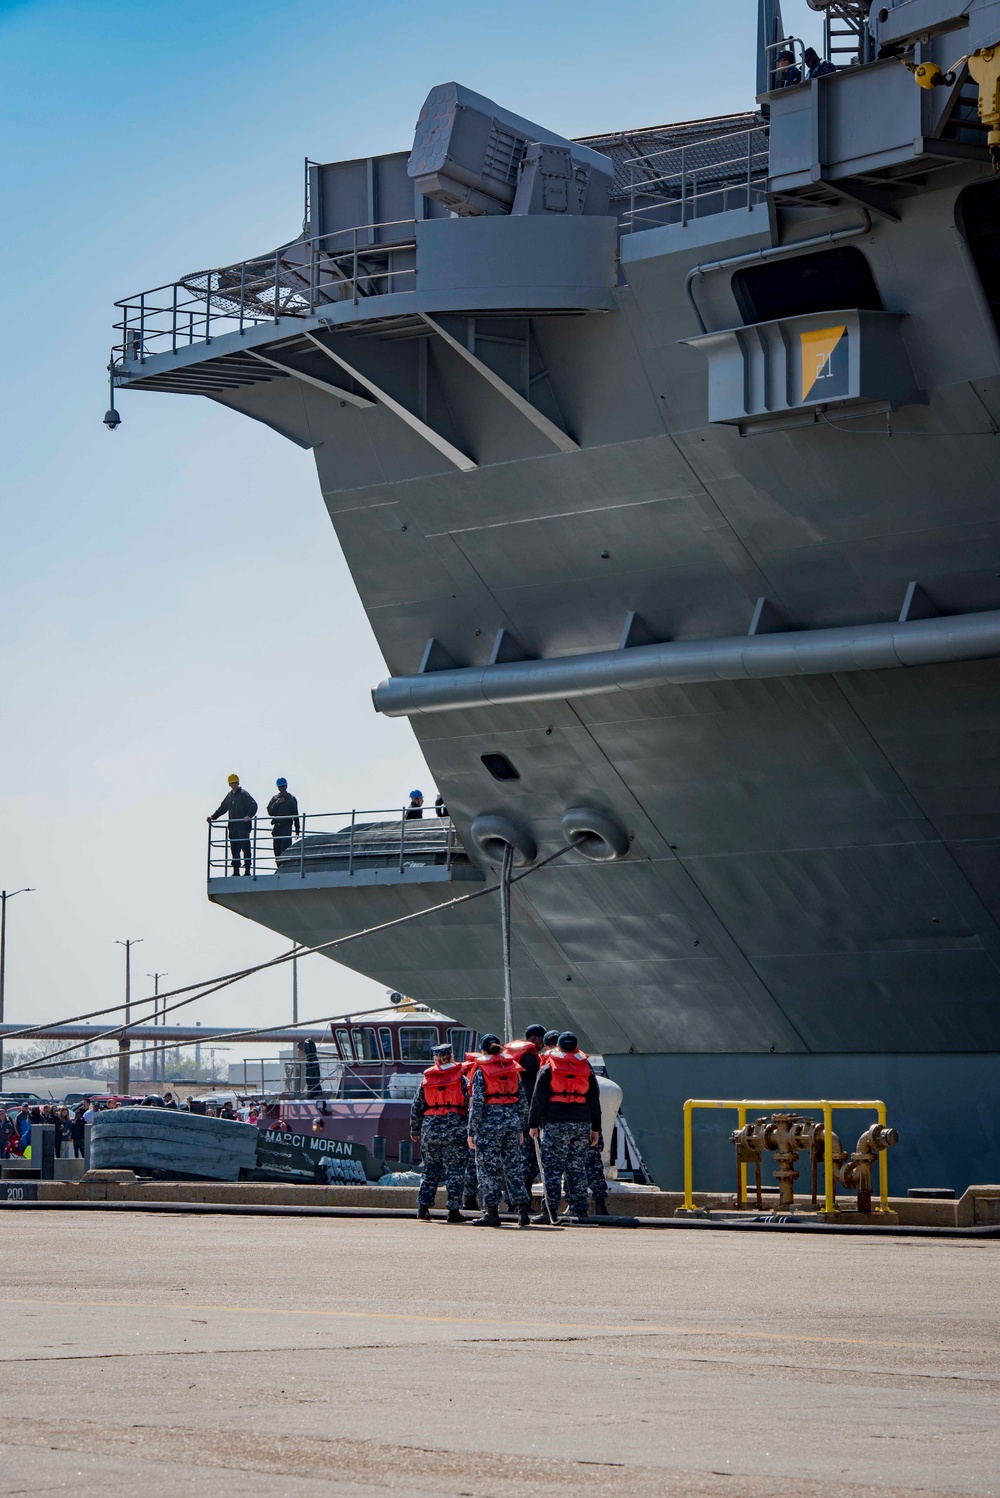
[103,408,122,431]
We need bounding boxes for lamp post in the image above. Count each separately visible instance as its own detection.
[146,973,167,1084]
[114,938,143,1093]
[291,942,299,1026]
[0,887,35,1082]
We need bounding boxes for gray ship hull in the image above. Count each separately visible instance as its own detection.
[115,15,1000,1192]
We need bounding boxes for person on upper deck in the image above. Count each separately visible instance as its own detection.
[405,790,424,820]
[266,778,300,862]
[774,50,802,86]
[207,774,258,876]
[804,47,836,78]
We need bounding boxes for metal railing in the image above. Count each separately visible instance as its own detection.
[624,125,770,231]
[113,219,418,364]
[207,806,463,882]
[230,1058,432,1101]
[764,35,808,91]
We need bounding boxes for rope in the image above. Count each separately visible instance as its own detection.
[1,843,573,1080]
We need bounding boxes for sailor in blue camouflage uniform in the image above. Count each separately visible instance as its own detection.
[466,1035,531,1227]
[528,1032,603,1223]
[410,1042,469,1223]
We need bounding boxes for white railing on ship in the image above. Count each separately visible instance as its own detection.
[624,125,770,231]
[207,805,461,882]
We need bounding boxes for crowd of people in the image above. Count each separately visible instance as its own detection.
[0,1103,87,1159]
[409,1025,607,1226]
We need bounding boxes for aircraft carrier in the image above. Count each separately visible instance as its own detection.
[109,0,1000,1192]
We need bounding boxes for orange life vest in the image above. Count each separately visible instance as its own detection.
[422,1062,466,1115]
[462,1051,486,1079]
[546,1050,591,1103]
[504,1039,540,1064]
[477,1051,522,1103]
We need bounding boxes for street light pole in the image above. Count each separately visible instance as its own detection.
[146,972,167,1084]
[0,887,35,1082]
[291,942,299,1026]
[115,938,143,1027]
[114,938,143,1093]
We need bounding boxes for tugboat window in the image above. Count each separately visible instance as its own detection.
[335,1028,352,1061]
[378,1026,394,1060]
[448,1027,475,1060]
[957,183,1000,335]
[733,246,883,324]
[481,752,520,781]
[351,1026,380,1061]
[399,1026,437,1062]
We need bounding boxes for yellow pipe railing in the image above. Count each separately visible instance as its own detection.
[682,1098,890,1216]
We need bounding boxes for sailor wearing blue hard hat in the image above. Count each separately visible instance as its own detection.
[406,789,425,820]
[267,777,300,864]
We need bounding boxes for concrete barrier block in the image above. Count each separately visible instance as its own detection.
[957,1184,1000,1227]
[53,1158,87,1182]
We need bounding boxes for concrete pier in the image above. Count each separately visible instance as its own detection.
[0,1211,997,1495]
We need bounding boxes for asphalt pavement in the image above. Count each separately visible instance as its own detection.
[0,1211,997,1496]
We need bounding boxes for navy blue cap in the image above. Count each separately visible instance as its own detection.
[557,1031,578,1050]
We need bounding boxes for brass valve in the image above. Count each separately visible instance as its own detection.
[732,1112,899,1214]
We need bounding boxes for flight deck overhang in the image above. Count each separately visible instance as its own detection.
[372,607,1000,717]
[112,214,618,401]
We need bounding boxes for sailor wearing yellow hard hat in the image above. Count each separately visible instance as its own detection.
[207,774,258,876]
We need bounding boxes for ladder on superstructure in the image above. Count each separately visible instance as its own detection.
[818,0,874,67]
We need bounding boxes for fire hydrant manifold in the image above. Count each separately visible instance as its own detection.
[730,1113,898,1213]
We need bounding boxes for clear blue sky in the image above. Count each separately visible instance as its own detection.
[0,0,822,1066]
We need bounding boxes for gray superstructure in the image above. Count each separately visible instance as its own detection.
[111,0,1000,1191]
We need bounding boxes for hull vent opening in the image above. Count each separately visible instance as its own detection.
[733,245,882,323]
[481,752,520,781]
